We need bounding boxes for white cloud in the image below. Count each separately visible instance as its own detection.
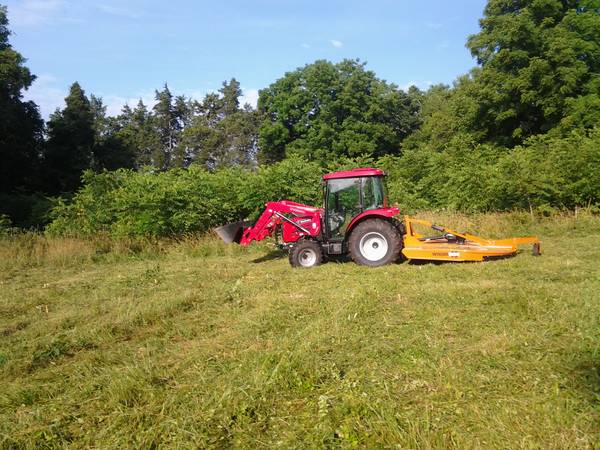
[425,21,443,30]
[330,39,343,48]
[101,92,157,117]
[95,3,141,20]
[24,74,158,119]
[101,86,259,117]
[240,88,259,109]
[7,0,74,27]
[23,74,66,118]
[301,43,310,49]
[399,80,433,92]
[25,79,259,120]
[436,41,450,51]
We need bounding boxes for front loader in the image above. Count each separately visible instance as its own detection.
[215,168,541,268]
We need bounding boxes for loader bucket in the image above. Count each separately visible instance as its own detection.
[214,220,254,244]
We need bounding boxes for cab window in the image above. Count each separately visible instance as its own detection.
[326,178,361,238]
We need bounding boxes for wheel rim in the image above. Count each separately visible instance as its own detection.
[299,248,317,267]
[359,232,388,262]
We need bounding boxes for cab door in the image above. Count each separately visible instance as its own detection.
[325,177,362,239]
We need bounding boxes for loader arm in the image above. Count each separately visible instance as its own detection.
[237,201,322,246]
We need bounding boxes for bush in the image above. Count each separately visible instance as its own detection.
[0,214,12,234]
[46,128,600,237]
[384,127,600,213]
[48,157,325,237]
[0,193,58,229]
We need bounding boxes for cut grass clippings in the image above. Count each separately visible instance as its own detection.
[1,211,599,448]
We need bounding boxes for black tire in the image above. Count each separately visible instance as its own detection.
[348,219,403,267]
[289,240,324,268]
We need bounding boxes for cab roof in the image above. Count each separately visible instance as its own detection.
[322,167,385,180]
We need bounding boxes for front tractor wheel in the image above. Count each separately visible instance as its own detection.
[348,219,402,267]
[289,240,323,268]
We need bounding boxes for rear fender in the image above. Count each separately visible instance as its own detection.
[344,207,402,240]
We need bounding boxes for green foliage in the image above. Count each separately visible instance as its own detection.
[89,95,136,171]
[151,84,185,169]
[238,156,324,216]
[0,192,57,229]
[0,6,44,194]
[114,100,161,168]
[0,213,11,233]
[48,168,242,236]
[257,59,421,164]
[48,127,600,237]
[389,127,600,212]
[47,157,323,237]
[43,82,96,194]
[4,0,600,226]
[465,0,600,145]
[180,94,260,170]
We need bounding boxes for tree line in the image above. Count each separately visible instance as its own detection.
[1,1,599,231]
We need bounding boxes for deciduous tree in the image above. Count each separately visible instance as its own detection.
[466,0,600,144]
[257,59,421,164]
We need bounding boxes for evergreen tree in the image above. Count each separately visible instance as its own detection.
[43,82,95,193]
[89,95,135,170]
[152,84,189,169]
[0,5,44,194]
[219,78,242,117]
[115,100,161,168]
[180,80,259,169]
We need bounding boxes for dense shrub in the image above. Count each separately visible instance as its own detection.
[383,127,600,213]
[0,214,12,234]
[0,193,58,229]
[47,156,324,237]
[47,128,600,237]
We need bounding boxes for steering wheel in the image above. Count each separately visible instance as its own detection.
[328,209,345,233]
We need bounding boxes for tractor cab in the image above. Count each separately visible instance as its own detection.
[322,168,388,240]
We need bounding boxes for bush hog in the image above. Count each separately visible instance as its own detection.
[215,168,541,268]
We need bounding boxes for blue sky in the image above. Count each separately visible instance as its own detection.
[5,0,487,118]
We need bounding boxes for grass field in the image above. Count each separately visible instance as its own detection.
[1,212,599,448]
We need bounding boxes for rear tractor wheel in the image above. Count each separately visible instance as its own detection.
[348,219,402,267]
[289,240,323,268]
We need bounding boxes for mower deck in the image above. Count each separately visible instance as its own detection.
[401,217,541,262]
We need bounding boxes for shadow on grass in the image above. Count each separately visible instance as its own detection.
[251,249,286,263]
[574,356,600,400]
[406,254,518,265]
[251,252,519,266]
[406,259,473,266]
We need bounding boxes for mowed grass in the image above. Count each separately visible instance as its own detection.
[1,212,599,449]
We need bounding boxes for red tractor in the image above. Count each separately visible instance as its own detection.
[215,168,540,268]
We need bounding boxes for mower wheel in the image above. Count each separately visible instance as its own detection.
[348,219,402,267]
[289,240,323,268]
